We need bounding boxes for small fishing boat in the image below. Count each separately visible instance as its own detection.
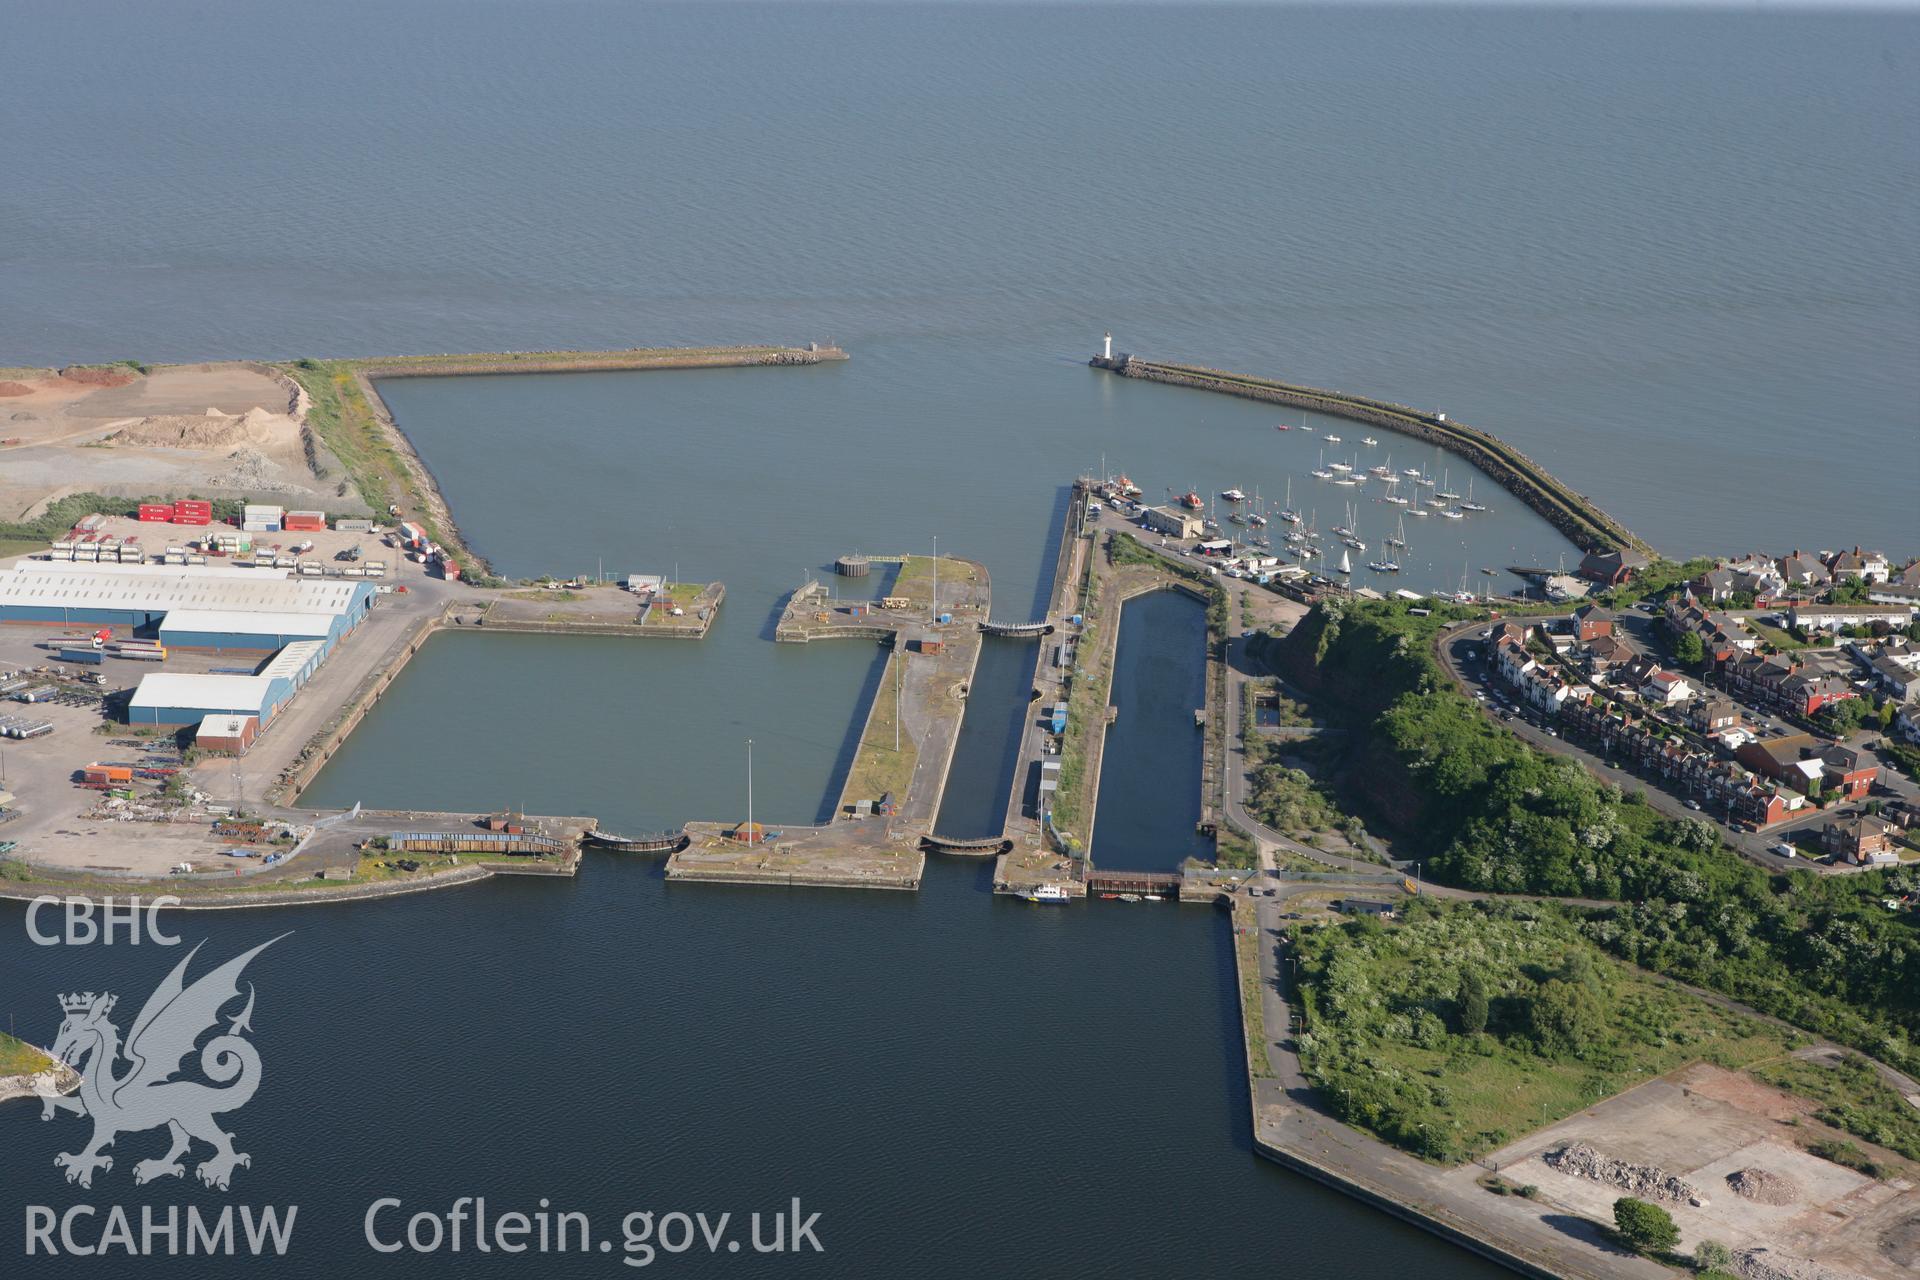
[1221,488,1247,502]
[1361,436,1378,447]
[1025,884,1071,904]
[1324,433,1342,444]
[1368,558,1399,573]
[1249,511,1267,527]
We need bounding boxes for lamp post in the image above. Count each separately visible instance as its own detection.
[746,738,754,845]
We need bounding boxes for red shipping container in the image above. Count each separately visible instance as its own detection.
[173,499,212,525]
[282,512,325,531]
[137,504,173,522]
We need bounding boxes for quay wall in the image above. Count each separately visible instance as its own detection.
[1091,357,1648,557]
[0,864,495,911]
[836,637,904,816]
[913,625,986,831]
[664,868,921,892]
[276,609,446,805]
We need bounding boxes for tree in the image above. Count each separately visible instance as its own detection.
[1457,970,1489,1034]
[1613,1197,1679,1253]
[1672,628,1705,668]
[1529,977,1603,1058]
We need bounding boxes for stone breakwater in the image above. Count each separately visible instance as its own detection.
[1091,355,1650,558]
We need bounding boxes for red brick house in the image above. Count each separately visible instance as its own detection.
[1817,745,1877,801]
[1573,604,1615,644]
[1821,816,1898,865]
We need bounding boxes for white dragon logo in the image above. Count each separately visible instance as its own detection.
[39,937,283,1190]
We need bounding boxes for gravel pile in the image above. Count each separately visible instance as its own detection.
[1733,1247,1858,1280]
[1543,1143,1707,1206]
[208,447,304,494]
[1728,1166,1800,1206]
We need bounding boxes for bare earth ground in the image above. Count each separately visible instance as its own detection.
[1476,1062,1920,1280]
[0,364,362,519]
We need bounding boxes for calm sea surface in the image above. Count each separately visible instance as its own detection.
[4,3,1915,1275]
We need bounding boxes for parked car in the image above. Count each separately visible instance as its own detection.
[1684,799,1702,811]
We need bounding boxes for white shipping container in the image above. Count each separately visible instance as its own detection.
[333,518,373,533]
[242,504,284,522]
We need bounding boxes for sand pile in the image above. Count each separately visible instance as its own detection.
[1728,1167,1801,1206]
[0,382,33,397]
[106,406,290,450]
[1543,1143,1707,1206]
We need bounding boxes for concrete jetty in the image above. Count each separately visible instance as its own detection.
[1090,352,1651,558]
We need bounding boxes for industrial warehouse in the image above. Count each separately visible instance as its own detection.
[0,560,378,740]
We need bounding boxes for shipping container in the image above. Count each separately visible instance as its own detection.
[138,504,172,522]
[333,518,373,533]
[282,511,325,531]
[57,650,105,666]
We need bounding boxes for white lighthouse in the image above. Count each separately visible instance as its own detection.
[1102,331,1113,360]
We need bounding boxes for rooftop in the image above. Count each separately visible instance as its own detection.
[0,562,365,618]
[130,673,279,714]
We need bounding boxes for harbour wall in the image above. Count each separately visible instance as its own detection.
[340,344,844,578]
[1091,356,1649,558]
[277,609,446,806]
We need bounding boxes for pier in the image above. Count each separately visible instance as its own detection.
[663,554,989,892]
[1090,353,1651,558]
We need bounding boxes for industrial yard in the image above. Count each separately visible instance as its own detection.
[0,500,721,885]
